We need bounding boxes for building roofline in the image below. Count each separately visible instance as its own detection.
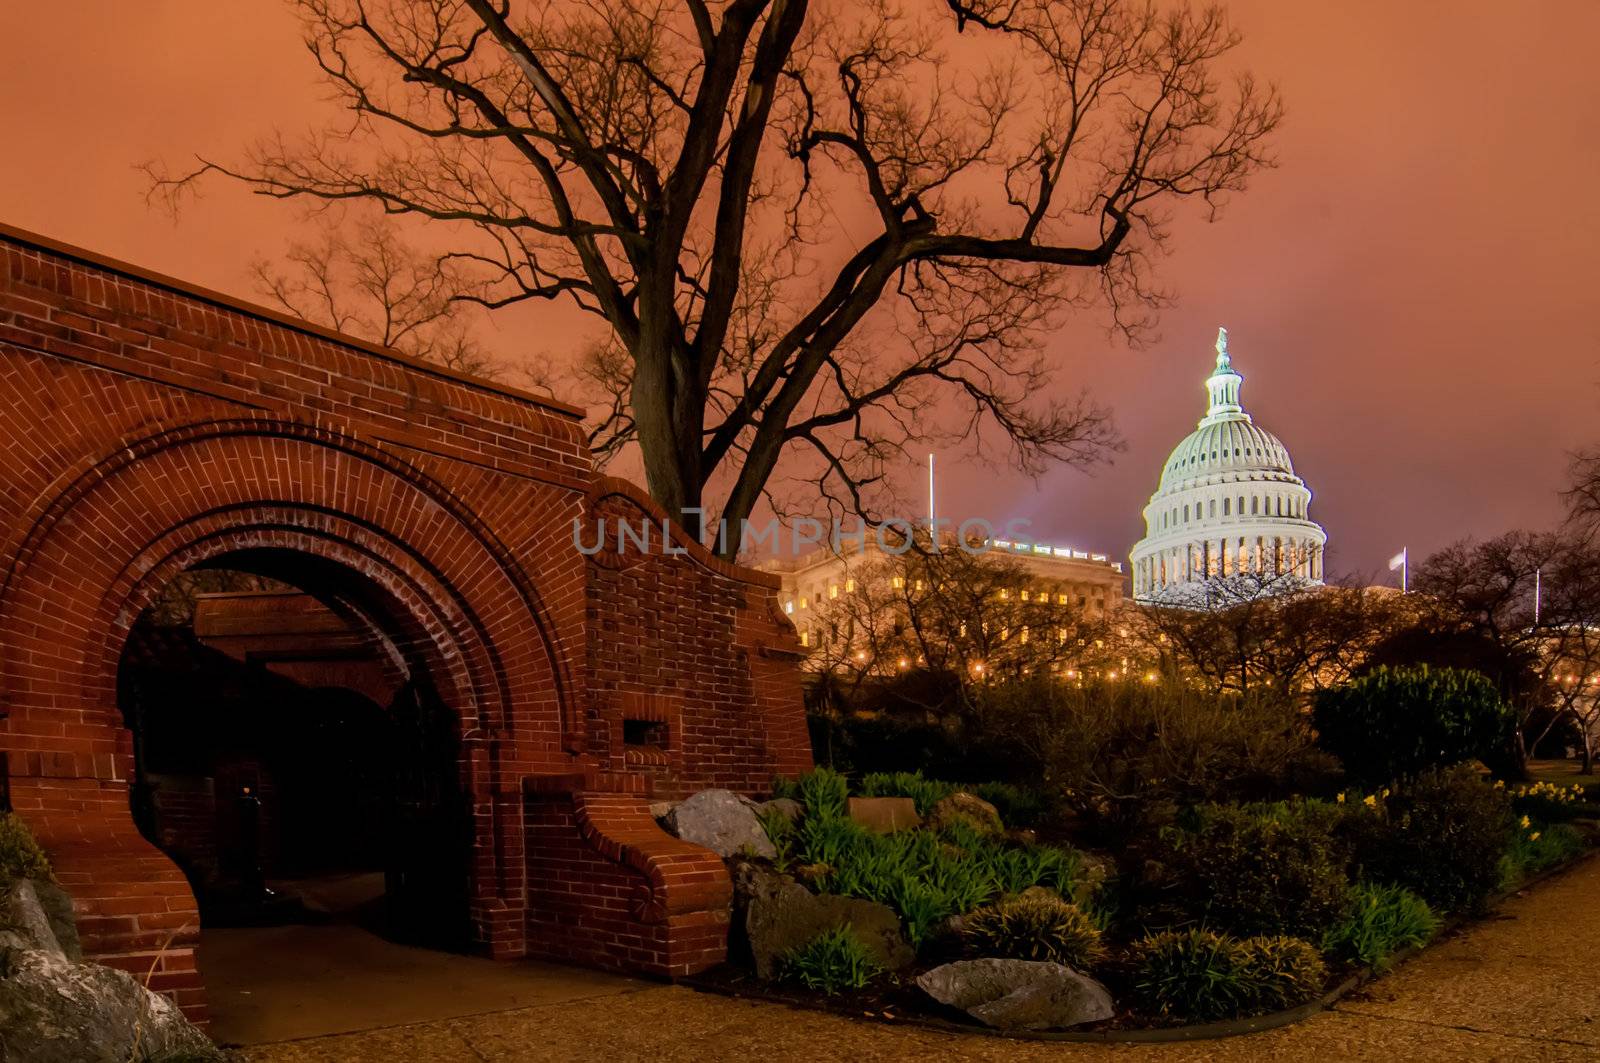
[0,219,587,421]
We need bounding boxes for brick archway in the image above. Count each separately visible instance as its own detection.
[0,223,812,1025]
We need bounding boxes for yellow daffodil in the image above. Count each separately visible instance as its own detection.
[1530,832,1542,842]
[1363,794,1377,808]
[1519,815,1531,829]
[1336,793,1346,804]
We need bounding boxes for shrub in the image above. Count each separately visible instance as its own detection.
[779,925,882,993]
[1313,665,1514,785]
[970,781,1048,828]
[0,813,51,885]
[1235,936,1329,1011]
[1128,929,1327,1022]
[962,893,1104,968]
[975,679,1332,840]
[1343,765,1513,912]
[1321,883,1439,971]
[1501,822,1587,886]
[1157,803,1349,939]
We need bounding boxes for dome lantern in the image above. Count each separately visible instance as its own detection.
[1202,326,1245,424]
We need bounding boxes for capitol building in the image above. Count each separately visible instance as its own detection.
[1130,328,1327,601]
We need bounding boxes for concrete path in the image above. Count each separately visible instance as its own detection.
[235,855,1600,1062]
[203,924,642,1045]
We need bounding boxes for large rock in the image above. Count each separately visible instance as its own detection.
[739,867,914,980]
[0,880,61,957]
[0,945,221,1063]
[758,797,803,824]
[926,792,1004,836]
[663,789,776,859]
[916,958,1114,1031]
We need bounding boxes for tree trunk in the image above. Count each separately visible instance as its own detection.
[630,342,706,543]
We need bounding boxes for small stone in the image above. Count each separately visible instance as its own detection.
[648,801,674,821]
[917,958,1114,1031]
[662,789,776,859]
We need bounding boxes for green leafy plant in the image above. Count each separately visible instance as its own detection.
[1342,765,1513,912]
[1234,936,1329,1011]
[1321,883,1438,971]
[1128,929,1327,1022]
[1127,929,1255,1022]
[0,813,51,886]
[797,767,851,823]
[1313,665,1515,785]
[1157,802,1349,939]
[963,893,1104,968]
[779,925,882,994]
[781,778,1088,948]
[1500,822,1587,886]
[857,771,956,815]
[757,805,797,872]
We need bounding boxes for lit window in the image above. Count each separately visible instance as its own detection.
[829,584,839,599]
[1020,589,1030,601]
[1057,593,1068,605]
[785,600,795,614]
[891,576,904,589]
[999,588,1010,600]
[799,597,808,609]
[915,579,924,591]
[845,578,856,593]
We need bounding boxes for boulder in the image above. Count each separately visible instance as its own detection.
[758,797,804,824]
[28,879,81,962]
[0,945,221,1063]
[926,792,1004,836]
[663,789,775,859]
[740,867,914,980]
[847,796,920,834]
[0,880,61,957]
[917,958,1114,1031]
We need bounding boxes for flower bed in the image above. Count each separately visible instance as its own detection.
[689,766,1599,1036]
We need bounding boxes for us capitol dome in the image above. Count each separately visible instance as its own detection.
[1130,328,1327,601]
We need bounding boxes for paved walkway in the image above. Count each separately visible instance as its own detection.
[236,855,1600,1062]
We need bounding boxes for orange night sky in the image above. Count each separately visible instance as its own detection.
[2,1,1597,578]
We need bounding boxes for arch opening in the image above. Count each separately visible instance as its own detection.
[116,547,473,952]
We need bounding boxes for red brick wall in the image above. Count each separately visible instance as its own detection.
[0,222,810,1019]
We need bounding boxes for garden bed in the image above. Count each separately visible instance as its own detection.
[686,841,1599,1042]
[680,764,1599,1039]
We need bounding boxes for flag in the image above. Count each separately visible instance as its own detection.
[1387,548,1407,571]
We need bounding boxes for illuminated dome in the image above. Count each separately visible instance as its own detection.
[1130,328,1327,601]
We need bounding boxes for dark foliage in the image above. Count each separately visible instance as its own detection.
[1314,665,1515,785]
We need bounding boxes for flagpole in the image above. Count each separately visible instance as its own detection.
[927,453,936,524]
[1535,567,1542,625]
[1402,547,1408,594]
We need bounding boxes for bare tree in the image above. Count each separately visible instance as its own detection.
[1128,573,1413,697]
[803,544,1112,711]
[149,0,1279,556]
[252,212,505,376]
